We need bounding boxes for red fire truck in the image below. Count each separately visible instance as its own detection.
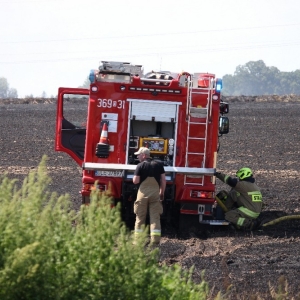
[55,61,229,229]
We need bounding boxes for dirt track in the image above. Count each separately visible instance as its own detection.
[1,98,300,298]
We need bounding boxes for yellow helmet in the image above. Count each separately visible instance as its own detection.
[236,167,253,180]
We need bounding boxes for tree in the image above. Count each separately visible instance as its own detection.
[0,77,19,98]
[289,70,300,94]
[222,74,236,96]
[7,88,18,99]
[0,77,9,98]
[233,60,270,95]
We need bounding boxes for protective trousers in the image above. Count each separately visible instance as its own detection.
[225,209,254,229]
[219,189,261,229]
[134,177,163,244]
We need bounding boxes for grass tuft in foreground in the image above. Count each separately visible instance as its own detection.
[0,155,210,300]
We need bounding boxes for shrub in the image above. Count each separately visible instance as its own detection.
[0,156,210,299]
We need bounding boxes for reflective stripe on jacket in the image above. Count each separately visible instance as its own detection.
[238,206,260,218]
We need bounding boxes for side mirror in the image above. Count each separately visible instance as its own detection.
[220,102,229,114]
[219,116,229,134]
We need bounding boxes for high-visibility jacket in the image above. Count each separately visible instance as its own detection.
[216,173,263,217]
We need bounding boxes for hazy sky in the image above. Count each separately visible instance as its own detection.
[1,0,300,97]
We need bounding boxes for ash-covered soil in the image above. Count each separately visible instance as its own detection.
[1,96,300,298]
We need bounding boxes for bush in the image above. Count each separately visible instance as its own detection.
[0,156,210,299]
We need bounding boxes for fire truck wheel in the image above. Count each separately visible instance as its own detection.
[178,214,210,238]
[82,196,90,205]
[170,203,181,230]
[178,214,195,236]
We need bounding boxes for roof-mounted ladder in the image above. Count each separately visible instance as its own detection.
[184,75,214,186]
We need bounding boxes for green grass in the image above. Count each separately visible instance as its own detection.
[0,156,210,300]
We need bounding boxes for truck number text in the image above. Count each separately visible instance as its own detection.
[97,99,125,110]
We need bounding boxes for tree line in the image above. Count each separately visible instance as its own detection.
[222,60,300,96]
[1,60,300,98]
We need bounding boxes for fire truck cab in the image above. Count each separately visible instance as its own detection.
[55,61,229,228]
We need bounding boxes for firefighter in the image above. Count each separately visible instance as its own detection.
[215,167,263,230]
[133,147,166,245]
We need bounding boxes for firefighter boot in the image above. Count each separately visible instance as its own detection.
[243,219,262,231]
[248,219,262,231]
[228,223,240,231]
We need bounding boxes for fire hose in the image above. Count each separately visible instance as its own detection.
[215,196,228,213]
[261,215,300,227]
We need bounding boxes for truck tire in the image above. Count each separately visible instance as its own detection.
[82,196,90,205]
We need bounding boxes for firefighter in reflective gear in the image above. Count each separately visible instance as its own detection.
[133,147,166,245]
[215,167,263,230]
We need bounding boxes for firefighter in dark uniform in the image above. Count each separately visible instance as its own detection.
[133,147,166,245]
[215,167,263,230]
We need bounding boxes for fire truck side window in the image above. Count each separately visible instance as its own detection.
[62,95,88,128]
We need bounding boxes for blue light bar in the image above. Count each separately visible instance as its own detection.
[89,70,96,84]
[216,78,222,92]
